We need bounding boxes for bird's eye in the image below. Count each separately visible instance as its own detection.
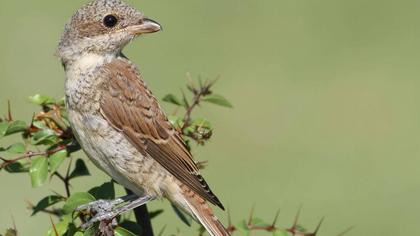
[103,15,118,28]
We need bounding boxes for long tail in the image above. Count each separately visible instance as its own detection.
[182,190,230,236]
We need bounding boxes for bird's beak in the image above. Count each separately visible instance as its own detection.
[128,18,162,35]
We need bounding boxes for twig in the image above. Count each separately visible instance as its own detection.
[181,92,202,132]
[180,78,216,133]
[11,214,17,235]
[7,100,13,121]
[0,145,67,170]
[54,172,71,198]
[336,226,354,236]
[50,216,59,236]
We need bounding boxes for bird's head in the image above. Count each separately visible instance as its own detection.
[57,0,161,64]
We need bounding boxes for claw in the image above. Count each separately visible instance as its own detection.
[75,194,155,230]
[81,210,119,229]
[76,199,115,213]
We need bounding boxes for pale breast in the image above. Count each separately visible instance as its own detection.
[64,55,172,197]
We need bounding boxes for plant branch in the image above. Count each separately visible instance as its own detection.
[0,145,67,170]
[180,78,216,133]
[54,172,71,198]
[181,92,202,133]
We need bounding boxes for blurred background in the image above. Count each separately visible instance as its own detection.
[1,0,420,235]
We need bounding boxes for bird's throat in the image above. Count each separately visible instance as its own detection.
[67,53,116,73]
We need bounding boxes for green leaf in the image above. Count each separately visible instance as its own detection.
[0,122,9,137]
[167,115,184,129]
[32,120,48,129]
[117,221,140,236]
[29,94,56,106]
[5,161,30,173]
[57,97,66,106]
[149,209,164,219]
[49,149,67,174]
[192,118,212,129]
[30,156,48,187]
[46,215,71,236]
[69,159,90,179]
[273,229,288,236]
[65,223,78,236]
[202,94,233,108]
[235,220,250,233]
[295,224,307,232]
[7,143,25,154]
[250,217,270,227]
[83,223,99,236]
[171,204,192,226]
[5,120,27,136]
[162,94,182,106]
[32,195,65,216]
[198,225,206,236]
[181,90,190,108]
[114,227,136,236]
[88,181,115,200]
[73,232,84,236]
[62,192,95,215]
[31,129,58,145]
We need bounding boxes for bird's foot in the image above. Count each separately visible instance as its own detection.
[80,208,119,229]
[76,194,155,229]
[76,195,136,229]
[76,199,116,215]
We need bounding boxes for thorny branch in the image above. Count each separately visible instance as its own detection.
[181,75,218,133]
[224,207,352,236]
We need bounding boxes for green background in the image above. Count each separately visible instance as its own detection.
[1,0,420,235]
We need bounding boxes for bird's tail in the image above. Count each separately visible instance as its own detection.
[182,190,230,236]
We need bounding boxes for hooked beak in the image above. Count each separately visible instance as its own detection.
[128,18,162,35]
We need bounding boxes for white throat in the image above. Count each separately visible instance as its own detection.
[67,53,116,73]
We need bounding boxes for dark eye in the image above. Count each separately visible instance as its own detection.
[103,15,118,28]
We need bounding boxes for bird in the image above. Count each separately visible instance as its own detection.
[57,0,229,235]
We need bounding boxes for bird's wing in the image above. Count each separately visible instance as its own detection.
[98,58,224,209]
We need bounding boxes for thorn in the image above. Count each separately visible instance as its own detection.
[198,76,204,89]
[272,209,281,227]
[30,113,36,126]
[307,217,325,236]
[49,216,59,236]
[195,160,208,170]
[293,205,302,226]
[186,72,193,84]
[11,214,17,232]
[248,204,255,226]
[186,73,196,93]
[181,90,190,108]
[336,226,354,236]
[7,100,12,121]
[208,75,220,89]
[25,199,34,210]
[288,205,302,235]
[226,206,237,233]
[227,205,232,227]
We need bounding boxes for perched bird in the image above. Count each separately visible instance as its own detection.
[57,0,229,235]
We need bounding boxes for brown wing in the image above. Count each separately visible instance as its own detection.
[99,58,224,210]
